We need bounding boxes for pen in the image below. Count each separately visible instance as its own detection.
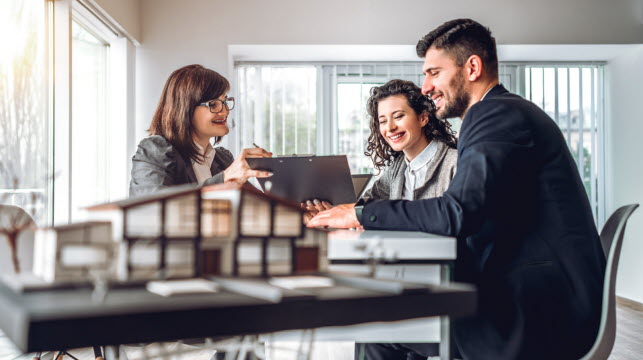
[252,142,260,149]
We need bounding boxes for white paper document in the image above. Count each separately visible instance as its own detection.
[268,275,334,289]
[146,278,219,296]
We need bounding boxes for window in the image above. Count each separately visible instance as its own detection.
[70,19,111,220]
[235,63,424,174]
[500,63,605,224]
[327,63,424,174]
[0,0,49,225]
[50,0,135,224]
[1,0,136,228]
[235,61,606,224]
[235,65,318,155]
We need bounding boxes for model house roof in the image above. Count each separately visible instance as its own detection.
[40,221,111,231]
[202,183,302,211]
[87,183,302,212]
[86,184,205,211]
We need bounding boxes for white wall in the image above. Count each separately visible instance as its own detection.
[136,0,643,140]
[607,45,643,303]
[93,0,140,42]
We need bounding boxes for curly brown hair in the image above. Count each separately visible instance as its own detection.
[365,79,457,170]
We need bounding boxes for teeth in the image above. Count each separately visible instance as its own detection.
[389,133,403,140]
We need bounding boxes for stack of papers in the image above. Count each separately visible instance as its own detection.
[146,279,219,297]
[269,276,334,289]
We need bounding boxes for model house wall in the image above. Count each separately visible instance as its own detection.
[33,222,114,282]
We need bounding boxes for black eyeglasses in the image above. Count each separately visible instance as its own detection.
[198,97,235,113]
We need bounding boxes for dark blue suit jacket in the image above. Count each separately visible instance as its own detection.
[361,85,605,359]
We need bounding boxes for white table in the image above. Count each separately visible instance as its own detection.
[269,230,458,360]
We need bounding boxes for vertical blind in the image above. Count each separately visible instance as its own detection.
[235,66,317,155]
[235,62,425,174]
[500,63,605,225]
[235,62,605,225]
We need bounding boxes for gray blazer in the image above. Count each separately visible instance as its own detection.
[129,135,234,197]
[360,140,457,202]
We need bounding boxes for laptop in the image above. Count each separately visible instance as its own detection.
[351,174,373,199]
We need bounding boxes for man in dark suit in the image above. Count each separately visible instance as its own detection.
[308,19,605,360]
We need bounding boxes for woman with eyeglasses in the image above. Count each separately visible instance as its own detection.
[130,64,272,197]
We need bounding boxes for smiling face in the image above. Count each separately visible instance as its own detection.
[421,47,471,120]
[191,93,230,144]
[377,95,430,161]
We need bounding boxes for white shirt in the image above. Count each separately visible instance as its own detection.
[192,142,216,184]
[402,141,439,200]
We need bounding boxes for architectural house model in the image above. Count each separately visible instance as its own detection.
[82,183,327,281]
[200,183,327,277]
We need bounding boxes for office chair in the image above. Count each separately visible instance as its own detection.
[580,203,639,360]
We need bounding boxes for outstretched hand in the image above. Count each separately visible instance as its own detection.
[301,199,333,224]
[306,203,361,229]
[223,147,273,185]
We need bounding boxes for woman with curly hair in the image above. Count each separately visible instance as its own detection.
[360,78,458,202]
[304,79,458,221]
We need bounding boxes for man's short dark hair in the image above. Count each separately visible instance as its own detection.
[416,19,498,79]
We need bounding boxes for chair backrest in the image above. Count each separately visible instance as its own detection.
[0,204,36,275]
[580,203,639,360]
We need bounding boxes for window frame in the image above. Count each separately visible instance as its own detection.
[51,0,135,224]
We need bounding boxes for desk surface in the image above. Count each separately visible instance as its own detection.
[0,275,475,353]
[328,230,456,262]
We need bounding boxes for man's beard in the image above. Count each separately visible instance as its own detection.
[436,72,470,120]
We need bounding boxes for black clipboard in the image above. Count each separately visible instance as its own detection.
[246,155,356,204]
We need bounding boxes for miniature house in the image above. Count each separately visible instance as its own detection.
[87,184,208,281]
[85,183,327,281]
[200,183,327,277]
[33,221,114,282]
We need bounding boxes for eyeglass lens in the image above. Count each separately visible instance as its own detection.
[209,98,235,112]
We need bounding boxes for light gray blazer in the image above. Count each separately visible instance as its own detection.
[359,140,457,202]
[129,135,234,197]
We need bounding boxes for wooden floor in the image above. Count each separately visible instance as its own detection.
[610,297,643,359]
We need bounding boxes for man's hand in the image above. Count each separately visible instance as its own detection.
[306,203,361,229]
[301,199,333,225]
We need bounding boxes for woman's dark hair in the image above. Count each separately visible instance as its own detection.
[148,64,230,164]
[365,79,457,170]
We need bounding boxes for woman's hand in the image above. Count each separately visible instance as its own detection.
[301,199,333,224]
[223,147,273,185]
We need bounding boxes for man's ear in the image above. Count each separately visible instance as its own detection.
[465,55,483,82]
